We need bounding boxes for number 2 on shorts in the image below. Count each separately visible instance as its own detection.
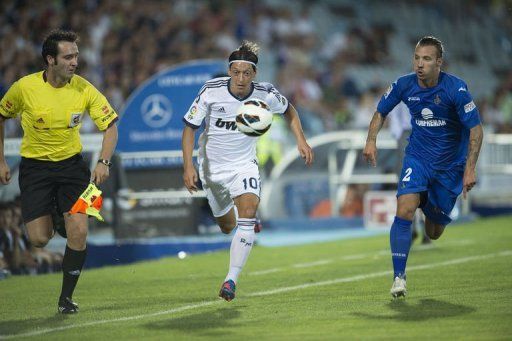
[402,167,412,182]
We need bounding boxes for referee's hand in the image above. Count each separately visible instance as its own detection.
[0,161,10,185]
[91,163,110,185]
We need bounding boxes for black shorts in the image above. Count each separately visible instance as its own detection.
[19,154,90,223]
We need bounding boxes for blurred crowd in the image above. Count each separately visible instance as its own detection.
[0,199,62,280]
[480,72,512,133]
[1,0,511,138]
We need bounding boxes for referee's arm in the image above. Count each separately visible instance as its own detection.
[0,115,11,185]
[91,123,118,185]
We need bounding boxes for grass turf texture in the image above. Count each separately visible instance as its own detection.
[0,215,511,339]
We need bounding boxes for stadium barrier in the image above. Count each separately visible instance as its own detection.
[260,130,399,220]
[472,133,512,215]
[2,131,512,226]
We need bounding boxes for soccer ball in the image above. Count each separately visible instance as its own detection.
[235,99,273,136]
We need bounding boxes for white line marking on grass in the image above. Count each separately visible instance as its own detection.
[293,260,333,268]
[341,254,369,260]
[246,250,511,297]
[414,243,436,250]
[342,249,389,260]
[250,239,475,276]
[1,249,507,340]
[414,239,475,251]
[0,301,219,340]
[448,239,475,246]
[250,268,283,275]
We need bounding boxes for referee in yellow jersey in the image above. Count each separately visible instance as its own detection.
[0,30,118,314]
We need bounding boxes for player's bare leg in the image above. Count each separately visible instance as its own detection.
[219,193,259,301]
[424,218,446,240]
[216,207,238,234]
[234,193,259,220]
[396,193,420,221]
[25,215,54,247]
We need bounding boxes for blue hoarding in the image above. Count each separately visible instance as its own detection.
[117,60,225,161]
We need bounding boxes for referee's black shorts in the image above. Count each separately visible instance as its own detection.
[18,154,90,223]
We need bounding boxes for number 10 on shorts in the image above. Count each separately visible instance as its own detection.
[243,177,260,190]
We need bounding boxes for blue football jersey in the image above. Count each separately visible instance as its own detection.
[377,71,481,170]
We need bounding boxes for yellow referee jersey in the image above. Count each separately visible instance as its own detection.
[0,71,118,161]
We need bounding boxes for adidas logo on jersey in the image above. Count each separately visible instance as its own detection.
[215,118,237,131]
[218,107,226,113]
[37,118,45,123]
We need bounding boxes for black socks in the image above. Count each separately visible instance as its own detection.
[60,245,87,300]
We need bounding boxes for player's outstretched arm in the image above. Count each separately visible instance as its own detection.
[363,111,386,167]
[0,116,11,185]
[463,123,483,199]
[91,123,118,185]
[182,125,198,193]
[283,104,313,166]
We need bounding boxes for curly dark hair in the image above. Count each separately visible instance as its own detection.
[41,29,79,66]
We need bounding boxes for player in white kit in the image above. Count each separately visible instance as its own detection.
[182,41,313,301]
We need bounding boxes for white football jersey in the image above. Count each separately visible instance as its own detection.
[183,77,289,170]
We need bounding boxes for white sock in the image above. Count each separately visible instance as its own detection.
[225,218,256,284]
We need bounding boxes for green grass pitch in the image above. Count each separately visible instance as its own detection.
[1,215,511,339]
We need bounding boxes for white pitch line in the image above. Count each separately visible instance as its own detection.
[341,254,369,260]
[251,239,476,276]
[250,268,283,276]
[293,260,333,268]
[341,249,389,260]
[246,250,511,297]
[0,301,218,340]
[1,250,509,340]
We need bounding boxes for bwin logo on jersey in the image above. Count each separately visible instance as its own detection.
[215,118,237,131]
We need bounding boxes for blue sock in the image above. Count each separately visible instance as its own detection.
[390,216,412,278]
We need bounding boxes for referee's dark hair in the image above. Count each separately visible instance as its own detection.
[42,29,79,66]
[417,35,444,59]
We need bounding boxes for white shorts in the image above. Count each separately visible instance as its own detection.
[199,161,261,217]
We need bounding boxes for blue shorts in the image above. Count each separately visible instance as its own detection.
[397,155,463,225]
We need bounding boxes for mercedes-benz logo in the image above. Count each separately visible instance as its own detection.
[141,94,173,128]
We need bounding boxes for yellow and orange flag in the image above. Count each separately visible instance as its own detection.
[69,183,104,221]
